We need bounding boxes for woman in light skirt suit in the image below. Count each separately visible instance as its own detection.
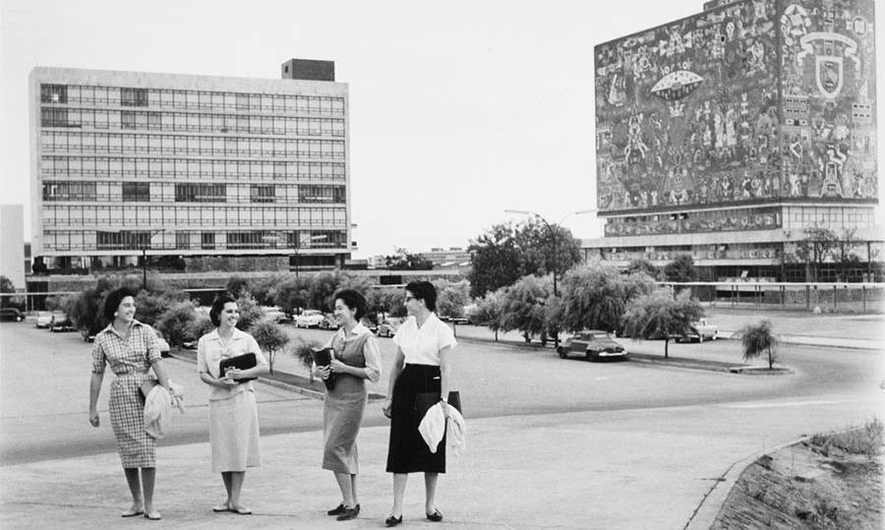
[197,293,268,515]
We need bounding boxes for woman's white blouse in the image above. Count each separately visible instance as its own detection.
[197,327,267,401]
[393,313,456,365]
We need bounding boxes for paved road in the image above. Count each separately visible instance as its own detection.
[3,319,882,465]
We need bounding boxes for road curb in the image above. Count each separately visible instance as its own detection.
[684,435,812,530]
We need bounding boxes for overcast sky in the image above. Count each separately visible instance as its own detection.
[2,0,883,258]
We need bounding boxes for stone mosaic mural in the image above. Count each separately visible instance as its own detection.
[594,0,877,223]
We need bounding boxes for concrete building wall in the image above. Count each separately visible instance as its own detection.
[29,64,351,271]
[0,205,26,289]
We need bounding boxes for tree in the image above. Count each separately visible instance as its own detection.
[467,220,582,298]
[621,287,704,358]
[433,279,470,320]
[472,290,505,341]
[366,286,406,319]
[156,301,197,347]
[384,248,434,270]
[226,276,250,298]
[739,319,779,369]
[467,223,525,298]
[515,217,583,282]
[787,226,840,282]
[498,275,552,343]
[0,276,14,293]
[662,254,698,283]
[134,289,189,327]
[274,276,312,313]
[554,262,656,334]
[185,314,215,345]
[625,258,660,279]
[249,319,290,374]
[235,295,263,331]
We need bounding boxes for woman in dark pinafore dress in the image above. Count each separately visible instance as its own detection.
[315,289,382,521]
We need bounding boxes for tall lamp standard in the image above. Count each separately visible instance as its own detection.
[290,234,328,278]
[121,229,171,290]
[503,209,598,348]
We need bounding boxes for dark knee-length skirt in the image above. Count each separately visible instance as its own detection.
[386,364,446,474]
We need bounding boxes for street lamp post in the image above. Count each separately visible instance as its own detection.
[504,208,598,348]
[120,229,170,290]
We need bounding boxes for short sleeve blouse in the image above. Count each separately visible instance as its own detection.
[197,327,267,401]
[393,313,456,365]
[91,320,161,375]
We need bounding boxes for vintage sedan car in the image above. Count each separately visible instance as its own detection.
[153,327,171,357]
[293,309,325,328]
[376,317,403,338]
[260,306,288,323]
[35,311,54,328]
[676,318,718,343]
[556,330,628,361]
[0,308,25,322]
[49,311,74,332]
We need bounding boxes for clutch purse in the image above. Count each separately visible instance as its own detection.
[311,347,336,391]
[219,353,257,382]
[415,390,462,419]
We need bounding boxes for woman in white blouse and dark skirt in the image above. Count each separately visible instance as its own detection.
[315,289,383,521]
[382,281,456,527]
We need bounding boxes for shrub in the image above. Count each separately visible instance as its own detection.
[156,301,197,347]
[249,318,290,374]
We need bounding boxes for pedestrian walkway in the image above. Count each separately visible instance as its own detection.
[3,389,878,529]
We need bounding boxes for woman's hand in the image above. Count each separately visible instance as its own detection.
[381,398,393,419]
[329,359,348,374]
[225,367,244,380]
[89,409,100,427]
[314,365,331,380]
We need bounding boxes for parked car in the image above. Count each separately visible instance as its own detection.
[153,327,171,357]
[0,308,25,322]
[49,312,74,332]
[81,330,96,343]
[35,311,54,328]
[677,318,718,343]
[556,330,628,361]
[293,309,325,328]
[318,313,337,330]
[261,306,288,323]
[376,317,403,338]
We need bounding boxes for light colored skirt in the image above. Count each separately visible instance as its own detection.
[322,375,367,474]
[208,389,261,473]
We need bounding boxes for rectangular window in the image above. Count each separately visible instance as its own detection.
[120,87,148,107]
[41,108,70,127]
[174,183,226,202]
[250,185,275,203]
[201,232,215,250]
[96,230,150,250]
[41,84,67,104]
[121,181,150,202]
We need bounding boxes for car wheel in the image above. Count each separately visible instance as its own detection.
[556,346,567,359]
[586,351,596,362]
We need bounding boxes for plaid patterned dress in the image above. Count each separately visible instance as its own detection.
[92,320,162,468]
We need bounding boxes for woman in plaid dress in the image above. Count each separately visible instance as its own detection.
[88,287,179,521]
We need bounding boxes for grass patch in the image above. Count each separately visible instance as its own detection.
[809,417,883,457]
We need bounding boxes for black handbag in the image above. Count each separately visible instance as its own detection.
[311,347,336,391]
[219,353,257,382]
[415,390,462,419]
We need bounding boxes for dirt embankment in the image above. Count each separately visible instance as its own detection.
[712,421,883,530]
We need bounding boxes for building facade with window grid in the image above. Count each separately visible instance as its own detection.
[29,64,351,272]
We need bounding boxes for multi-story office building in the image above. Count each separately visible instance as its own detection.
[586,0,880,281]
[29,59,351,275]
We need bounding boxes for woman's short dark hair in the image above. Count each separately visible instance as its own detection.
[103,287,136,322]
[334,289,367,320]
[405,281,437,312]
[210,292,237,327]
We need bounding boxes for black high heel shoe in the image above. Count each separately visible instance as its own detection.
[426,508,443,522]
[385,514,403,527]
